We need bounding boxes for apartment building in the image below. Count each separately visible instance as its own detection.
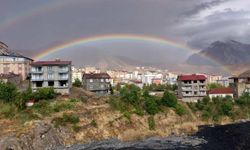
[0,41,33,80]
[177,74,207,102]
[30,60,72,94]
[82,73,111,95]
[229,70,250,98]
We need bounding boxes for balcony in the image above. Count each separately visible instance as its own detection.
[58,68,69,73]
[58,76,69,80]
[182,87,192,91]
[31,69,43,74]
[31,77,44,81]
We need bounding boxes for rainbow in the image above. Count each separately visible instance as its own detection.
[34,34,231,73]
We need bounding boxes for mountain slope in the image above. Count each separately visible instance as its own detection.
[186,40,250,65]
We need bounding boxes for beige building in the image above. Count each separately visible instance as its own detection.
[30,60,72,95]
[177,74,207,102]
[72,67,83,82]
[0,41,33,80]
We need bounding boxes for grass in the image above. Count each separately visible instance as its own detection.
[148,116,155,130]
[52,113,80,128]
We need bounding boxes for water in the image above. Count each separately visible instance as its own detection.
[57,121,250,150]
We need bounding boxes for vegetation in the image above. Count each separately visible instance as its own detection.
[187,94,250,122]
[109,84,186,129]
[73,78,82,87]
[52,113,80,128]
[143,83,177,92]
[207,83,225,90]
[148,116,155,130]
[0,81,79,124]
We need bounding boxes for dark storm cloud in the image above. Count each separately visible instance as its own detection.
[0,0,249,56]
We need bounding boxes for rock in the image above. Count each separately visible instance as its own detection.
[0,122,64,150]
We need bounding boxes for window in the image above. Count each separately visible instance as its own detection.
[48,73,54,80]
[194,80,197,83]
[48,66,52,71]
[36,81,43,87]
[194,91,197,95]
[89,79,93,82]
[48,81,54,87]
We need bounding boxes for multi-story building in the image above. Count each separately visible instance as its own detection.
[177,74,207,102]
[229,70,250,98]
[30,60,72,94]
[0,41,33,80]
[82,73,111,95]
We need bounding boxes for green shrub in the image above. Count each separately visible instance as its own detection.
[0,103,17,118]
[0,81,18,103]
[120,84,141,106]
[73,78,82,87]
[53,102,74,112]
[144,97,158,115]
[34,87,57,100]
[90,120,97,127]
[160,91,177,108]
[52,113,80,128]
[31,100,54,116]
[202,110,212,120]
[62,113,80,124]
[148,116,155,130]
[72,124,81,132]
[175,104,186,116]
[220,101,233,116]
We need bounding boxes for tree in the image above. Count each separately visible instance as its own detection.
[73,78,82,87]
[144,97,158,115]
[0,81,18,103]
[207,83,224,90]
[160,90,177,108]
[120,84,141,105]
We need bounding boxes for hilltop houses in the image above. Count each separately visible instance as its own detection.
[177,74,207,102]
[30,59,72,94]
[0,41,33,80]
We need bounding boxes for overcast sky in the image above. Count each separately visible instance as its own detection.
[0,0,249,58]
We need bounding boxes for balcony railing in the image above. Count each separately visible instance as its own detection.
[58,68,69,73]
[31,77,44,81]
[58,76,69,80]
[31,69,43,73]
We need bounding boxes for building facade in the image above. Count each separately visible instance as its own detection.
[0,41,33,80]
[82,73,111,95]
[30,60,72,94]
[177,74,207,102]
[208,87,233,99]
[0,73,21,85]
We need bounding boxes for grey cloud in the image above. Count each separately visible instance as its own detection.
[184,0,231,16]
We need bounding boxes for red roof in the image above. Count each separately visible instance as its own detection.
[83,73,111,79]
[31,60,71,66]
[208,88,233,94]
[178,74,206,81]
